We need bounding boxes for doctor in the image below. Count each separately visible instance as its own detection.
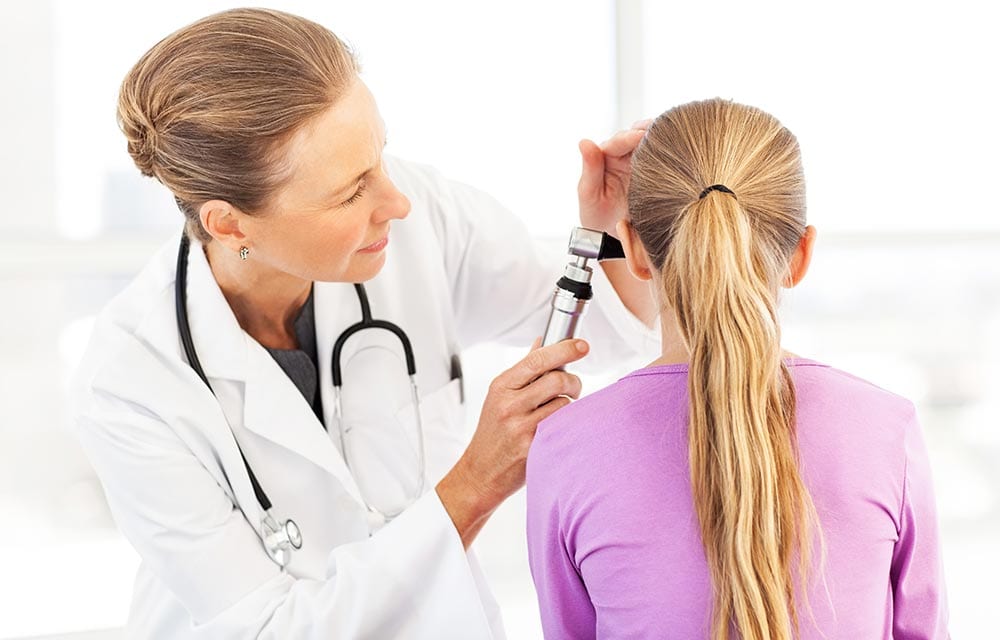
[74,8,657,639]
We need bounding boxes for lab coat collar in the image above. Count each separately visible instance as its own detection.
[183,236,249,382]
[313,282,349,438]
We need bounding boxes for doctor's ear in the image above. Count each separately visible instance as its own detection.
[615,219,654,282]
[199,200,249,252]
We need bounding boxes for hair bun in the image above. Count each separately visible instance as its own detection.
[117,89,160,178]
[126,118,159,178]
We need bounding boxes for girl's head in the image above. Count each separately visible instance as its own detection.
[624,99,820,640]
[626,98,814,297]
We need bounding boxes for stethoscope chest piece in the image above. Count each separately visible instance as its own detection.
[261,512,302,569]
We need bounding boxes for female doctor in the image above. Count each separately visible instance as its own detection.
[73,8,656,640]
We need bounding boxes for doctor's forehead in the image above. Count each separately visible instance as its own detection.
[278,78,385,201]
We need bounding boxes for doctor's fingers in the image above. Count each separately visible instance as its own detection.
[501,339,589,390]
[600,126,647,159]
[518,370,583,413]
[528,394,574,428]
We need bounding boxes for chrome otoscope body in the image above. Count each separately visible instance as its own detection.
[541,227,625,347]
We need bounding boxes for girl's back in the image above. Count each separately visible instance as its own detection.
[527,358,948,638]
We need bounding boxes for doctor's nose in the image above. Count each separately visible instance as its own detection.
[373,175,411,223]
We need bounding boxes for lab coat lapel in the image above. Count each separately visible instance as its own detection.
[313,281,352,439]
[242,343,365,505]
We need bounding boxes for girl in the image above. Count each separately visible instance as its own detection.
[526,99,949,639]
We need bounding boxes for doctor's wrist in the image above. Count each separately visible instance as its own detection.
[436,461,497,549]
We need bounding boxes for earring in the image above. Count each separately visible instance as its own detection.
[239,246,250,261]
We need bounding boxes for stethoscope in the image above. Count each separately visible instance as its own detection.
[175,233,426,568]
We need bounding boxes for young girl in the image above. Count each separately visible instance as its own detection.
[526,99,949,639]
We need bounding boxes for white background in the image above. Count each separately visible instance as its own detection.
[0,1,997,638]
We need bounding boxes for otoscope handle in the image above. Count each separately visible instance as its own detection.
[541,286,591,347]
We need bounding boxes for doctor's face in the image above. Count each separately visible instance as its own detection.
[241,77,411,283]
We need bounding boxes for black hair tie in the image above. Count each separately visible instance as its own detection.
[698,184,736,199]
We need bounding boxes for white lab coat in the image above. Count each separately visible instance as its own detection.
[73,157,658,639]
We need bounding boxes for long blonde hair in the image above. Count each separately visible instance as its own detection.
[628,99,818,639]
[117,8,359,242]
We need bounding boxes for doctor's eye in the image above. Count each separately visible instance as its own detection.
[340,180,368,208]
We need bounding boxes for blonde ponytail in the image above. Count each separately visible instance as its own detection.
[628,99,819,639]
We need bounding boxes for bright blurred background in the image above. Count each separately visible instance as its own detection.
[1,1,997,637]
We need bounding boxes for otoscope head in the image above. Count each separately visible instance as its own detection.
[568,228,604,260]
[568,227,625,261]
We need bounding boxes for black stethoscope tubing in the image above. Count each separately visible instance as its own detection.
[332,283,416,385]
[174,232,424,564]
[175,233,275,510]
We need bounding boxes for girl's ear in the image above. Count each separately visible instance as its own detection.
[616,219,654,282]
[784,225,817,288]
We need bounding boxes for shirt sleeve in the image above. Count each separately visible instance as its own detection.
[890,408,951,639]
[525,420,597,639]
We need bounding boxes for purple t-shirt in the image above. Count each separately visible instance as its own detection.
[526,358,949,639]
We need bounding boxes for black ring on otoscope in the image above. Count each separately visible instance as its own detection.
[556,277,594,300]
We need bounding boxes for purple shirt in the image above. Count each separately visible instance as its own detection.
[526,359,949,639]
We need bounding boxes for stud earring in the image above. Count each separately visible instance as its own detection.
[239,246,250,261]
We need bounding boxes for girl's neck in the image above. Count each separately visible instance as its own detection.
[649,306,798,368]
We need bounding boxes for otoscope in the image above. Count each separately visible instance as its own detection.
[541,227,625,347]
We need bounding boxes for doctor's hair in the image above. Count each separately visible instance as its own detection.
[116,8,359,243]
[627,99,820,640]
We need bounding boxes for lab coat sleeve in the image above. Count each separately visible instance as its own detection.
[889,409,951,639]
[77,388,495,639]
[401,159,659,369]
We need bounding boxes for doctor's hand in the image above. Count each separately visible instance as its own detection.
[577,119,651,236]
[436,338,589,549]
[577,120,660,329]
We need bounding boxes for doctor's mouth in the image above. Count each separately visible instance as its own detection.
[358,234,390,254]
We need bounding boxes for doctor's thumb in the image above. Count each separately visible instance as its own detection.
[577,139,605,194]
